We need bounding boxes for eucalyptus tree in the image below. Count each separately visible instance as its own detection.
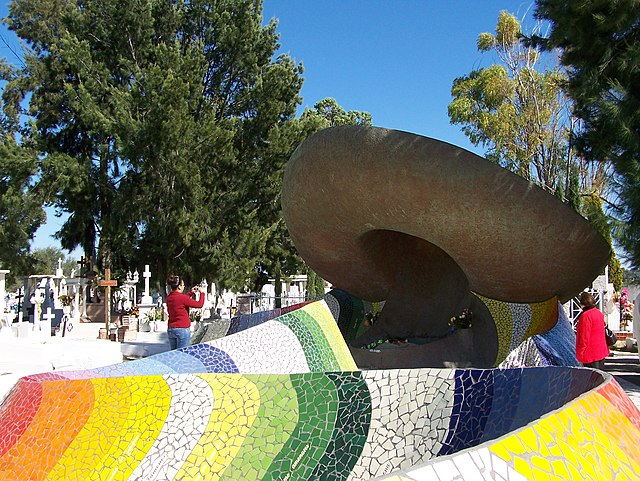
[448,10,618,278]
[448,10,610,200]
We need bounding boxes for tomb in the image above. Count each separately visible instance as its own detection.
[0,126,637,480]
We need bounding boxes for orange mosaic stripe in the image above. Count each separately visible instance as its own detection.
[0,379,94,481]
[0,379,42,456]
[596,379,640,431]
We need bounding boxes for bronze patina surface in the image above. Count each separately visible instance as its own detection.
[281,125,610,366]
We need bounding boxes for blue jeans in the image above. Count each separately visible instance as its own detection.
[168,327,191,350]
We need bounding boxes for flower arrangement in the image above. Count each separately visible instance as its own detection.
[364,311,379,327]
[147,308,163,323]
[617,288,634,330]
[448,308,473,329]
[58,295,74,307]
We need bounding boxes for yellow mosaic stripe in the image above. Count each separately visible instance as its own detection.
[489,391,640,480]
[45,377,127,480]
[49,376,171,481]
[475,294,514,366]
[523,297,558,339]
[176,374,260,481]
[305,300,358,370]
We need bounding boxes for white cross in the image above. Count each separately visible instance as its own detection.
[40,307,56,335]
[41,307,56,324]
[143,265,151,297]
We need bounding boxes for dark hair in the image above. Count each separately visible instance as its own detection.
[579,291,597,309]
[167,275,182,291]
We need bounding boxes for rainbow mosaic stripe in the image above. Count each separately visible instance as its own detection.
[1,367,638,480]
[474,294,559,366]
[193,300,311,344]
[1,298,639,480]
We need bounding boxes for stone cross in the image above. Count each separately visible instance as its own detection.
[40,307,56,337]
[98,268,118,330]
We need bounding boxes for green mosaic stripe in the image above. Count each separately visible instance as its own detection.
[220,375,298,481]
[277,310,340,371]
[262,373,339,481]
[310,372,372,481]
[274,313,325,371]
[295,308,344,371]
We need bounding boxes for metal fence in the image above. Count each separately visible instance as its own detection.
[567,289,603,329]
[235,294,309,315]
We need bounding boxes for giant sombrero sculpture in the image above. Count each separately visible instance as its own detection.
[282,126,611,367]
[1,126,638,481]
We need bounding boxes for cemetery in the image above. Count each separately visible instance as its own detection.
[0,126,639,480]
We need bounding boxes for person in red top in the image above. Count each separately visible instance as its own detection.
[165,275,205,350]
[575,291,610,369]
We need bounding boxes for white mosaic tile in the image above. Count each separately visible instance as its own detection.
[349,368,456,480]
[208,320,310,373]
[129,374,214,481]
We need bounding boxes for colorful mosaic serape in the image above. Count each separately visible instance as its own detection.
[0,298,639,480]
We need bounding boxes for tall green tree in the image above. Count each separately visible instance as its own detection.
[533,0,640,269]
[252,97,372,306]
[5,0,305,292]
[0,59,45,285]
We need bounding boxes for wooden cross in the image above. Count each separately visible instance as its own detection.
[98,268,118,330]
[77,256,87,275]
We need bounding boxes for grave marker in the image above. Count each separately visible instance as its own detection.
[98,268,118,330]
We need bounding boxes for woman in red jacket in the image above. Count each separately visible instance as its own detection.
[165,275,205,350]
[575,291,610,369]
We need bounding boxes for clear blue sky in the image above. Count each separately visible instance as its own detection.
[1,1,536,255]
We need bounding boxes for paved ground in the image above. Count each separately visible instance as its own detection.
[603,349,640,409]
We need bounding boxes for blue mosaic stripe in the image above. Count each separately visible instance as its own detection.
[123,358,179,376]
[438,369,494,456]
[91,362,138,378]
[180,344,239,373]
[151,349,208,373]
[509,368,552,430]
[227,309,283,335]
[480,369,522,442]
[543,368,573,415]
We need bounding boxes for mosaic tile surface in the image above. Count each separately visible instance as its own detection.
[1,298,639,480]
